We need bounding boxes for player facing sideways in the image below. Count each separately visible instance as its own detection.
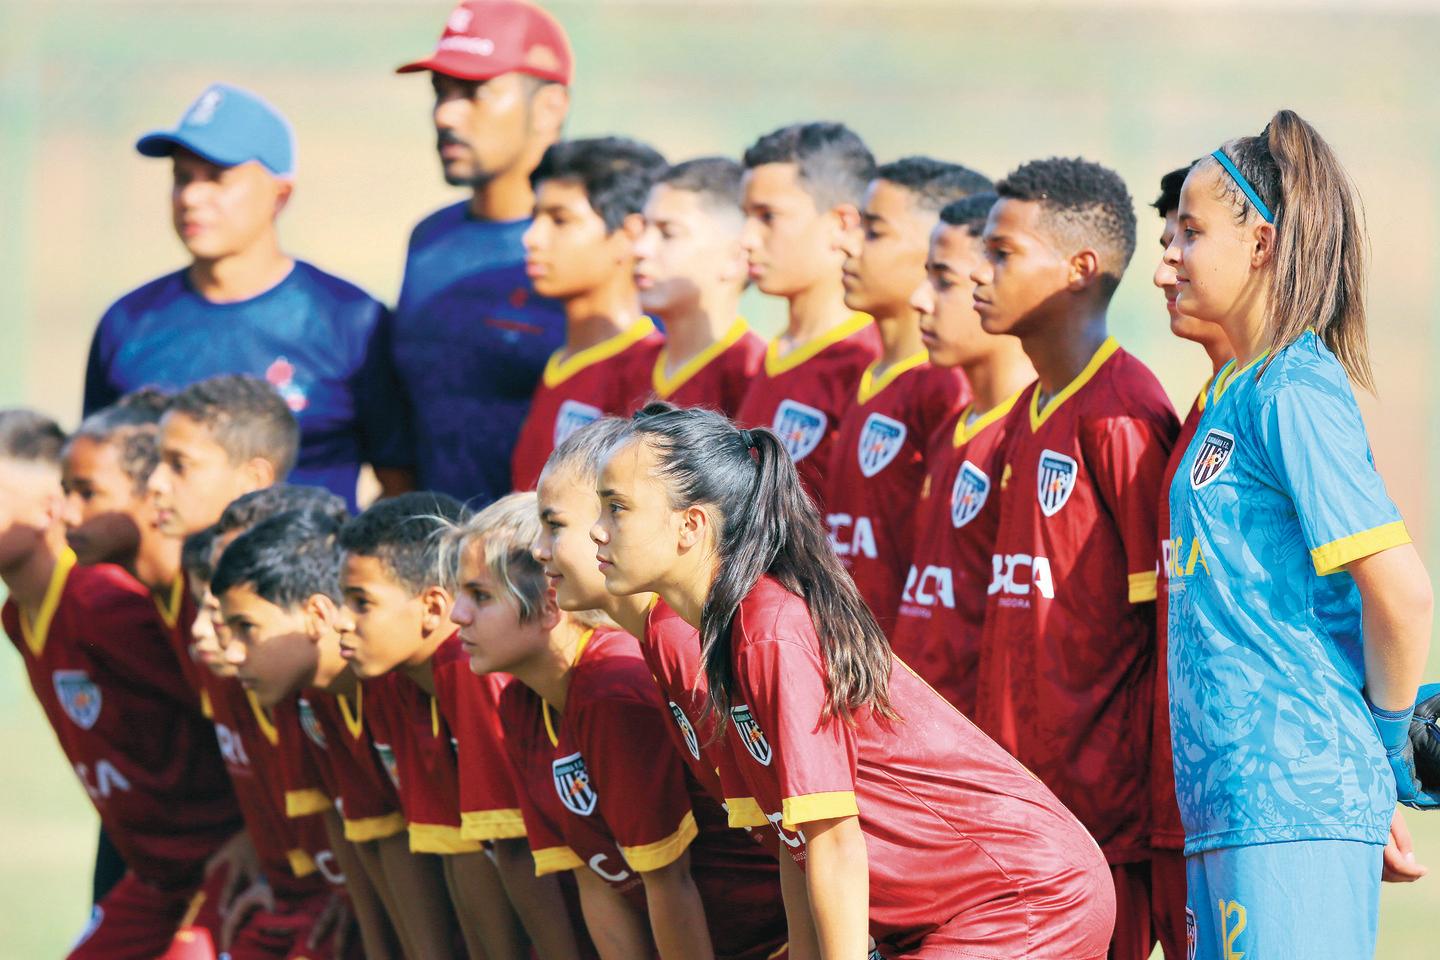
[825,157,987,633]
[634,157,766,416]
[592,403,1117,959]
[0,410,242,959]
[446,492,789,960]
[392,0,571,503]
[1162,110,1432,958]
[895,193,1035,712]
[734,122,881,508]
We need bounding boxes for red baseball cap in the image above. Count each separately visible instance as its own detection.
[397,0,573,85]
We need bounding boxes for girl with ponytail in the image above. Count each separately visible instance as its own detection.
[1162,110,1432,957]
[592,402,1115,959]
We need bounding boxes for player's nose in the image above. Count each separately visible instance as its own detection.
[910,280,935,316]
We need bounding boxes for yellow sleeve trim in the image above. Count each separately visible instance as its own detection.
[460,808,528,842]
[532,845,585,876]
[342,812,407,842]
[285,789,332,818]
[287,849,317,878]
[619,811,697,872]
[781,791,858,831]
[1311,521,1412,576]
[726,796,768,829]
[1128,571,1158,604]
[408,823,484,855]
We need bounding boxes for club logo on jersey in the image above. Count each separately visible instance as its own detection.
[668,701,701,761]
[1036,450,1078,517]
[950,461,990,529]
[1190,428,1236,489]
[298,698,327,750]
[554,400,603,447]
[265,357,309,413]
[552,751,598,816]
[857,413,907,477]
[374,742,401,790]
[53,670,101,730]
[772,400,827,463]
[1185,907,1197,960]
[730,705,772,766]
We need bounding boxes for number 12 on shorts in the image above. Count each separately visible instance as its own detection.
[1217,898,1247,960]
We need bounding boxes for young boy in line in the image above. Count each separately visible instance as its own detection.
[895,193,1036,712]
[511,137,669,491]
[824,157,988,633]
[733,121,881,508]
[972,158,1179,960]
[634,157,765,416]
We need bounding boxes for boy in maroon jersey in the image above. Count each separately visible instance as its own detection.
[895,193,1036,711]
[634,157,765,416]
[0,409,242,959]
[734,122,881,507]
[824,157,987,632]
[511,137,667,490]
[971,157,1179,960]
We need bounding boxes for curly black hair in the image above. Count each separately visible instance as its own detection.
[211,507,346,608]
[876,157,992,214]
[1152,164,1194,218]
[743,122,876,210]
[938,192,999,237]
[532,136,668,232]
[339,491,470,595]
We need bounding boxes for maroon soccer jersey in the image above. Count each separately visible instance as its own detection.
[724,576,1113,956]
[734,313,880,509]
[647,318,766,418]
[511,318,664,491]
[975,337,1178,864]
[3,552,241,889]
[823,354,968,633]
[890,390,1027,713]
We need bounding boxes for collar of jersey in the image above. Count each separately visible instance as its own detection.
[543,318,656,389]
[153,573,184,629]
[338,689,364,739]
[1195,372,1218,413]
[652,318,750,398]
[247,688,280,746]
[955,386,1027,447]
[21,547,77,657]
[543,627,596,747]
[764,312,872,377]
[1029,336,1119,432]
[856,351,928,405]
[1210,350,1270,405]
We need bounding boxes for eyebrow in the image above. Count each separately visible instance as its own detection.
[597,487,618,499]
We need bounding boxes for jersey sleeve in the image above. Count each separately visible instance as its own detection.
[85,586,204,714]
[497,723,581,877]
[82,315,119,417]
[1082,413,1177,603]
[273,699,333,819]
[350,305,417,470]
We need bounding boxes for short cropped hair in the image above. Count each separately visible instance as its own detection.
[211,508,345,607]
[216,485,349,540]
[0,409,66,466]
[168,375,300,478]
[182,526,219,586]
[69,387,173,495]
[339,491,469,595]
[658,157,744,219]
[996,157,1138,293]
[541,417,630,487]
[876,157,992,214]
[532,137,668,232]
[743,122,876,210]
[938,192,999,237]
[1152,164,1193,218]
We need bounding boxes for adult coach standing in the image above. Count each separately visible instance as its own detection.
[84,83,416,509]
[392,0,571,503]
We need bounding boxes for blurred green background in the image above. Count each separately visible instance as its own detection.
[2,0,1439,955]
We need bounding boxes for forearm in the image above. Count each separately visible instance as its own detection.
[1355,544,1434,710]
[574,867,651,960]
[779,847,821,960]
[323,813,400,960]
[444,851,525,960]
[374,466,417,499]
[803,816,870,960]
[640,856,715,960]
[376,836,458,960]
[492,839,581,960]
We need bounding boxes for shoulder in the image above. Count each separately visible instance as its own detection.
[290,261,383,312]
[407,201,471,249]
[570,629,657,708]
[734,578,820,655]
[98,269,190,328]
[1253,332,1354,407]
[66,565,166,633]
[1084,347,1177,429]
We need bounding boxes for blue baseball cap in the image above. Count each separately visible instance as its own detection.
[136,84,296,178]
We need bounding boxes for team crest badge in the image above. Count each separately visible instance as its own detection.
[554,400,602,446]
[950,461,990,529]
[1190,428,1236,489]
[1036,450,1078,517]
[53,670,102,730]
[730,705,772,766]
[669,702,701,761]
[772,400,827,463]
[857,413,907,478]
[1185,907,1197,959]
[552,751,598,816]
[374,742,401,790]
[297,698,327,750]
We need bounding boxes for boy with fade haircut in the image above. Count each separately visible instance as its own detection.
[634,157,766,416]
[339,493,565,960]
[895,193,1036,713]
[510,136,669,491]
[0,409,242,960]
[824,157,988,633]
[971,157,1178,960]
[734,121,882,508]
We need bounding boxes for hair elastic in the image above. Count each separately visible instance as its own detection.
[738,429,757,450]
[1211,149,1274,223]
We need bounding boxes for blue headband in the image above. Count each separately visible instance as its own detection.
[1211,149,1274,223]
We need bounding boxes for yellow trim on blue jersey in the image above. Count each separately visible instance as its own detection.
[461,808,528,842]
[726,797,769,829]
[855,351,928,405]
[954,386,1028,447]
[152,574,184,629]
[532,845,585,876]
[653,318,750,398]
[337,690,363,739]
[543,318,656,389]
[619,811,698,871]
[1212,351,1269,403]
[543,628,595,747]
[763,312,872,377]
[1029,337,1119,431]
[342,811,407,842]
[247,690,280,746]
[408,822,483,854]
[19,547,76,657]
[781,791,859,831]
[1310,521,1412,577]
[1128,571,1158,604]
[287,849,317,878]
[1195,373,1216,413]
[286,788,332,818]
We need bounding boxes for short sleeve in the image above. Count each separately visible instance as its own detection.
[350,305,417,470]
[498,725,580,877]
[87,588,204,714]
[82,315,119,417]
[273,699,333,818]
[1082,413,1177,603]
[446,669,525,842]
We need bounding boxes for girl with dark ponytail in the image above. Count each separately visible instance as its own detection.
[592,402,1115,959]
[1162,110,1433,958]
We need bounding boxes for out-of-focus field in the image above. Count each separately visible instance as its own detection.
[2,0,1439,955]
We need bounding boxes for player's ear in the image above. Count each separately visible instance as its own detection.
[419,585,452,636]
[1066,248,1102,293]
[1250,221,1277,271]
[720,235,749,289]
[675,504,709,552]
[537,589,562,632]
[830,202,863,253]
[528,82,569,143]
[273,179,293,218]
[241,457,279,492]
[303,593,338,640]
[618,212,646,244]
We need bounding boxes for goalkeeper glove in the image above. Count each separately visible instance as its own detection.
[1369,687,1440,810]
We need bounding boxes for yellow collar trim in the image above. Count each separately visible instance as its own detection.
[856,351,928,405]
[954,387,1027,447]
[337,689,363,740]
[543,318,656,389]
[652,318,751,398]
[543,627,595,747]
[1195,373,1217,413]
[764,312,872,377]
[153,574,184,629]
[1029,337,1119,432]
[247,689,280,746]
[21,547,77,657]
[1212,351,1269,403]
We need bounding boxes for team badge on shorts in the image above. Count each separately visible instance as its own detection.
[950,461,990,529]
[555,400,603,447]
[553,751,598,816]
[53,670,102,730]
[1036,449,1078,517]
[772,400,828,463]
[374,742,401,790]
[1185,907,1196,960]
[669,701,701,760]
[857,413,907,477]
[1190,428,1236,489]
[297,698,327,749]
[731,705,773,766]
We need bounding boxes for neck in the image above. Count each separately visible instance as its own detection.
[132,530,181,593]
[659,554,717,631]
[873,309,925,369]
[660,296,739,369]
[187,235,291,303]
[1020,306,1108,400]
[561,281,642,358]
[513,619,589,711]
[1203,334,1236,374]
[401,630,449,695]
[0,527,66,614]
[782,276,853,345]
[468,167,536,222]
[1218,282,1271,369]
[960,338,1038,413]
